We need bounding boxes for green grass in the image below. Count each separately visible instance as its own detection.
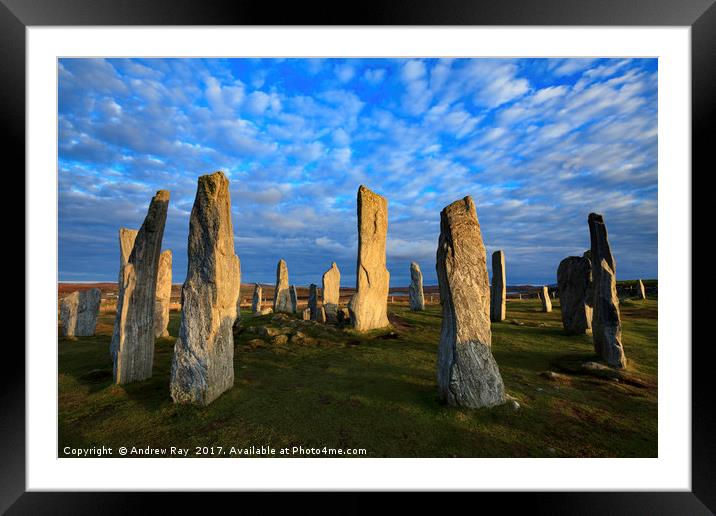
[58,298,657,458]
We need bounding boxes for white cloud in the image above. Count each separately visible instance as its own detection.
[332,128,351,146]
[541,122,571,139]
[363,68,386,84]
[400,59,432,115]
[335,64,356,83]
[551,58,598,76]
[204,76,245,116]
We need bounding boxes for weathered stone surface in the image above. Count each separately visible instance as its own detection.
[170,172,240,405]
[637,279,646,300]
[336,307,350,325]
[302,308,311,320]
[258,307,273,316]
[271,334,289,346]
[153,250,172,338]
[111,190,169,384]
[308,284,318,320]
[116,228,138,284]
[273,260,292,313]
[246,338,265,349]
[316,306,327,323]
[291,331,317,345]
[540,286,552,312]
[490,250,506,322]
[409,262,425,311]
[435,196,506,408]
[348,185,390,331]
[588,213,626,368]
[111,227,137,343]
[258,326,285,338]
[60,288,101,337]
[557,256,593,335]
[252,284,263,313]
[289,285,298,314]
[322,262,341,317]
[233,298,242,332]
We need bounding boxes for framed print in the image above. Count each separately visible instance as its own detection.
[5,0,714,512]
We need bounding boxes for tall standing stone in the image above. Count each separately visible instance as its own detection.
[588,212,626,368]
[111,190,169,384]
[252,284,263,313]
[273,260,292,313]
[637,279,646,300]
[348,185,390,331]
[321,262,341,318]
[540,286,552,312]
[436,196,506,408]
[490,250,506,322]
[557,256,593,335]
[153,250,172,338]
[289,285,298,314]
[59,288,101,337]
[170,172,241,405]
[408,262,425,311]
[308,284,318,320]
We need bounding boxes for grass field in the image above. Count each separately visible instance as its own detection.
[58,298,657,458]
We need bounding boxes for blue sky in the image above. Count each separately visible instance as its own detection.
[58,58,657,287]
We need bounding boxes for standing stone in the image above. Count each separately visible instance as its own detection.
[153,250,172,338]
[637,279,646,300]
[273,260,292,313]
[321,262,341,318]
[588,213,626,368]
[409,262,425,311]
[302,308,311,320]
[557,256,593,335]
[435,196,506,408]
[111,227,137,348]
[336,307,350,325]
[59,288,101,337]
[348,185,390,331]
[289,285,298,314]
[490,250,506,322]
[116,228,139,284]
[583,250,594,310]
[234,291,248,331]
[540,286,552,312]
[316,306,327,323]
[252,284,263,313]
[170,172,240,405]
[308,284,318,320]
[111,190,169,384]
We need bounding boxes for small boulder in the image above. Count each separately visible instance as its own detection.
[271,334,289,346]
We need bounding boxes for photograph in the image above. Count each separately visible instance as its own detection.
[56,56,658,459]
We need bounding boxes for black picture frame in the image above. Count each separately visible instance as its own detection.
[5,0,713,513]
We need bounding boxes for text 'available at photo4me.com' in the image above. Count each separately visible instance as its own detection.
[62,445,369,457]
